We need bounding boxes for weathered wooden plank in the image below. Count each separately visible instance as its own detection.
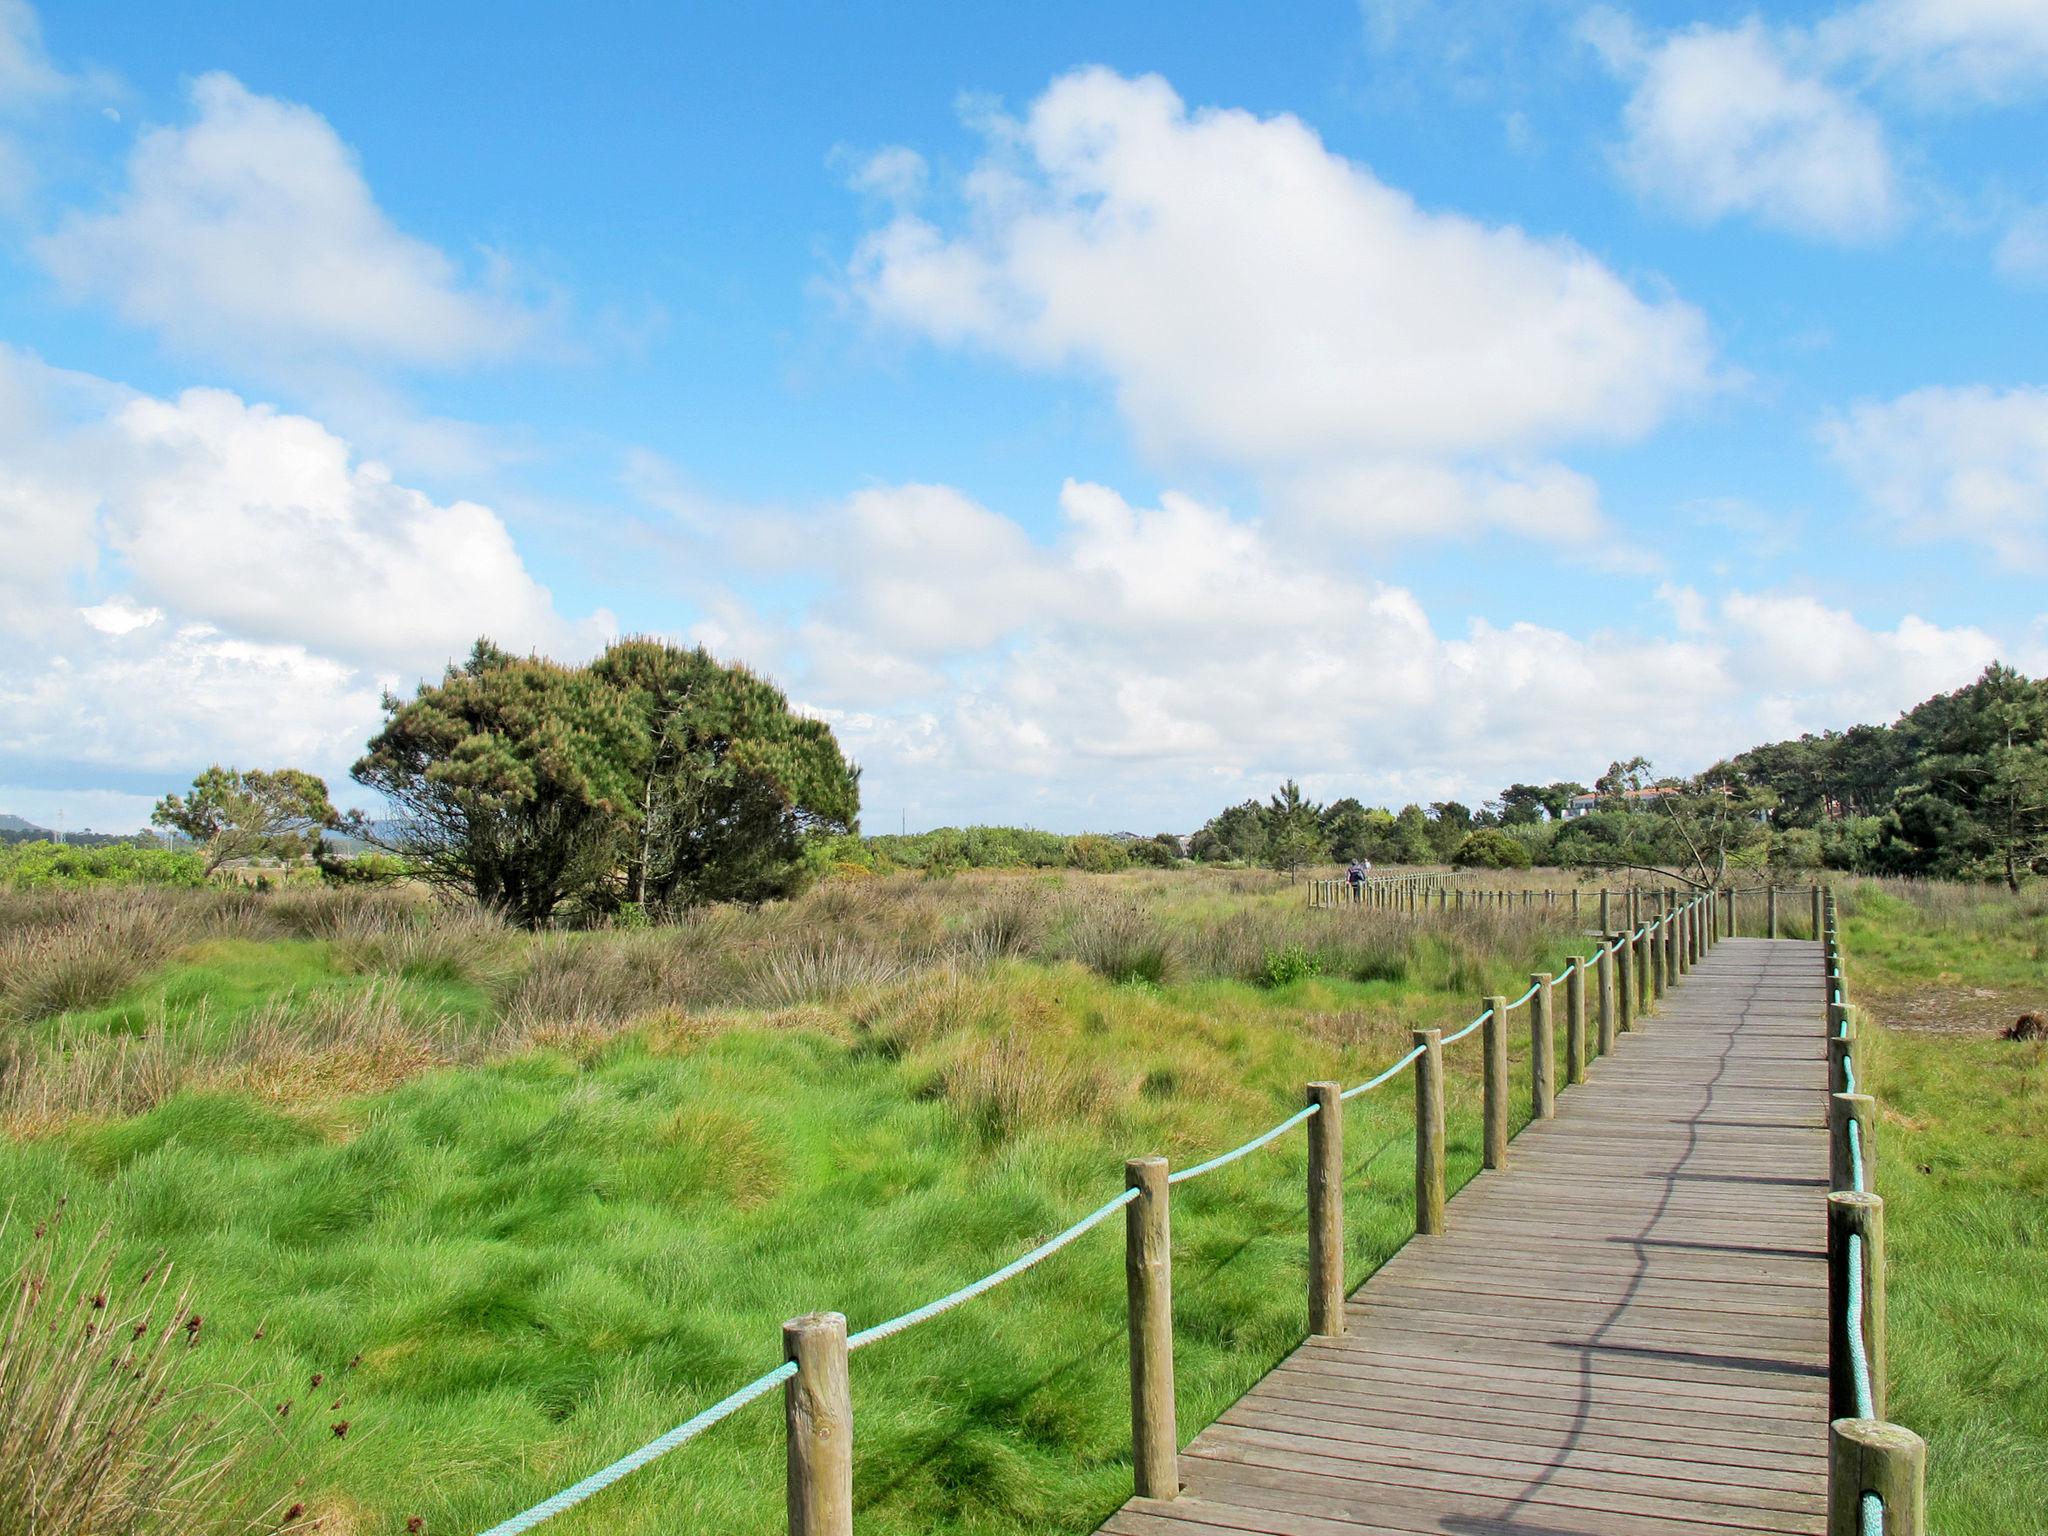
[1094,940,1830,1536]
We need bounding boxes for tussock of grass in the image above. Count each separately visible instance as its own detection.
[0,868,1605,1533]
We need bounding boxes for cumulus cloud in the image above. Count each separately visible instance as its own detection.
[672,473,2001,828]
[37,73,541,366]
[845,67,1712,543]
[0,347,608,796]
[1824,384,2048,565]
[1589,14,1899,242]
[1826,0,2048,105]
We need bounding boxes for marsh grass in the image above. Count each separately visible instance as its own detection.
[0,1208,293,1536]
[0,867,1600,1533]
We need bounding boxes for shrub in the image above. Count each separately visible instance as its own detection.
[1066,835,1130,873]
[1452,829,1532,870]
[0,842,207,889]
[1260,943,1323,987]
[1057,901,1176,984]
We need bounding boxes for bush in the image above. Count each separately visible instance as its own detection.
[1452,829,1532,870]
[1260,943,1323,987]
[0,842,206,889]
[1066,835,1130,873]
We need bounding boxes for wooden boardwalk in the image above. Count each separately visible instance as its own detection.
[1103,938,1830,1536]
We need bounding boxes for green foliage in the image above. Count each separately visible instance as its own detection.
[0,841,206,889]
[1452,828,1532,869]
[1126,834,1182,868]
[353,637,859,925]
[1066,834,1130,873]
[1263,780,1324,877]
[1259,943,1322,987]
[151,766,339,872]
[860,827,1075,871]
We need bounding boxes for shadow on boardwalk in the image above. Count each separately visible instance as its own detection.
[1100,939,1831,1536]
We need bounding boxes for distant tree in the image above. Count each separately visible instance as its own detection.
[1189,799,1269,862]
[1537,781,1589,821]
[1493,784,1549,826]
[1319,797,1375,860]
[353,637,857,926]
[1264,779,1326,878]
[1127,833,1182,868]
[151,767,340,873]
[1595,756,1653,800]
[1452,828,1532,870]
[1881,664,2048,890]
[1390,803,1435,864]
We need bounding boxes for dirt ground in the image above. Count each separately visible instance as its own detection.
[1863,982,2048,1037]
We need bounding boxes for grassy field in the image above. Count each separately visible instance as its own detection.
[0,869,1595,1536]
[1833,879,2048,1535]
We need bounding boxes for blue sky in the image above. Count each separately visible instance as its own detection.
[3,0,2045,834]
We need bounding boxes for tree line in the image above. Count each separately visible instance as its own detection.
[1185,664,2048,889]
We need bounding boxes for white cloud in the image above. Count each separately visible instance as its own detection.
[0,0,65,105]
[678,473,2001,829]
[0,347,608,805]
[1824,385,2048,565]
[1995,206,2048,285]
[846,68,1712,500]
[1592,15,1899,242]
[38,73,540,366]
[1827,0,2048,105]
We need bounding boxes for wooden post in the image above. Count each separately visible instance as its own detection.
[1124,1156,1177,1499]
[1768,884,1780,938]
[1829,1419,1925,1536]
[1599,888,1610,931]
[1414,1028,1445,1234]
[1617,929,1637,1030]
[1597,941,1617,1054]
[1530,974,1556,1119]
[784,1312,854,1536]
[1665,889,1680,981]
[1565,958,1587,1086]
[1571,888,1579,918]
[1482,995,1508,1170]
[1830,1092,1876,1195]
[1812,882,1823,941]
[1306,1082,1344,1337]
[1629,884,1640,928]
[1827,1191,1886,1422]
[1454,888,1463,912]
[1827,1027,1856,1098]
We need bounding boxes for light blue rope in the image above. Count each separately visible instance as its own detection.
[1342,1043,1427,1099]
[1442,1011,1489,1047]
[1169,1105,1319,1184]
[1503,982,1540,1011]
[1862,1490,1884,1535]
[476,1360,798,1536]
[848,1188,1139,1344]
[1846,1230,1875,1419]
[1848,1115,1865,1194]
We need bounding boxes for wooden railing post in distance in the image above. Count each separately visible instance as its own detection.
[1530,973,1556,1118]
[1124,1156,1177,1499]
[1812,882,1824,940]
[1830,1091,1877,1195]
[1599,887,1611,931]
[1306,1082,1344,1337]
[1481,995,1508,1170]
[1827,1190,1886,1421]
[1665,889,1680,980]
[1414,1028,1446,1233]
[1635,923,1654,1015]
[1829,1420,1925,1536]
[1597,941,1617,1054]
[1768,884,1780,938]
[784,1312,854,1536]
[1616,930,1636,1031]
[1566,958,1587,1083]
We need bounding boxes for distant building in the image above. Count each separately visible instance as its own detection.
[1563,786,1680,820]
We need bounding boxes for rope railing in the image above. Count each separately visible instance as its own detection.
[479,888,1769,1536]
[1821,888,1926,1535]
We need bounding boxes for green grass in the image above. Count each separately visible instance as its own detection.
[0,873,1592,1536]
[1835,878,2048,1532]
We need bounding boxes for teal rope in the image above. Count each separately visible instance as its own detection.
[1441,1011,1489,1047]
[1862,1490,1884,1534]
[1169,1106,1318,1185]
[1503,982,1540,1011]
[848,1187,1139,1344]
[1341,1042,1427,1098]
[1846,1230,1876,1418]
[476,1361,797,1535]
[1848,1115,1865,1193]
